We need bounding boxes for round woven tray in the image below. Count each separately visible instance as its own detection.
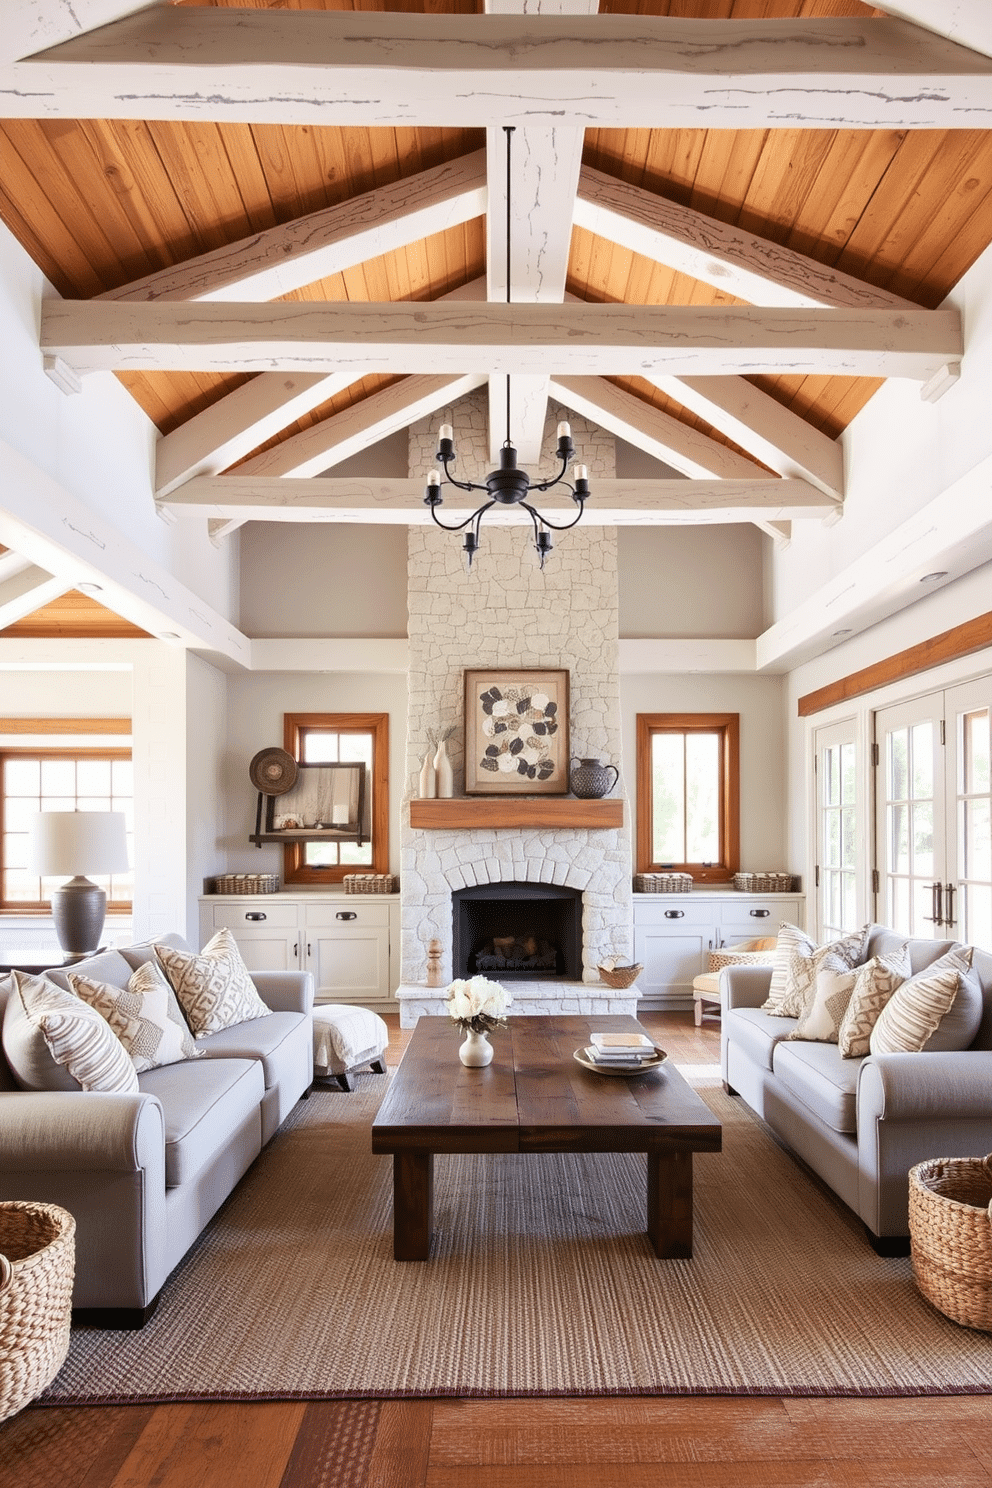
[0,1202,76,1422]
[597,962,643,989]
[908,1155,992,1331]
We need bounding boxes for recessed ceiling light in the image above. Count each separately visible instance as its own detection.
[158,631,181,641]
[77,581,103,593]
[920,571,948,583]
[832,628,852,637]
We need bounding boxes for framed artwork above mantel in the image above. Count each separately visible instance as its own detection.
[463,668,569,796]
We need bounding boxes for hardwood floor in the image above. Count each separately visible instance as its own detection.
[2,1011,990,1488]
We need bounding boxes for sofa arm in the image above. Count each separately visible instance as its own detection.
[722,964,774,1011]
[251,970,315,1015]
[0,1090,165,1174]
[859,1051,992,1126]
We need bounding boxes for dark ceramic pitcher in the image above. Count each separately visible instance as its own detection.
[569,757,618,799]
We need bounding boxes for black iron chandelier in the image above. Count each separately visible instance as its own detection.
[423,127,591,569]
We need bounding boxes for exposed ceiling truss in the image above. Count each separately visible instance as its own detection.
[3,1,989,560]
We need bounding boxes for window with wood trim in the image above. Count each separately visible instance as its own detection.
[281,713,389,886]
[636,714,739,884]
[0,719,133,911]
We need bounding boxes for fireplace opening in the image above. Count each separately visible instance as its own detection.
[452,882,582,981]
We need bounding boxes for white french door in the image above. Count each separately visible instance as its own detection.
[874,679,992,947]
[813,719,859,940]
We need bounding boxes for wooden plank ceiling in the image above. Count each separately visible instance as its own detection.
[0,0,991,557]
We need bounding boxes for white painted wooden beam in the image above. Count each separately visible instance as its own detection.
[101,150,487,306]
[41,301,963,382]
[235,373,488,481]
[645,374,844,499]
[871,4,992,63]
[7,15,992,130]
[550,374,764,481]
[752,518,792,549]
[574,166,914,312]
[0,567,72,629]
[154,370,357,499]
[163,474,833,524]
[3,1,163,65]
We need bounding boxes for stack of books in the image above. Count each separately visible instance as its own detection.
[584,1031,658,1068]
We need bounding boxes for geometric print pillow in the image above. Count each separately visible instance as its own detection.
[787,950,858,1043]
[837,944,912,1058]
[766,923,871,1021]
[69,960,203,1073]
[761,923,816,1015]
[154,928,270,1037]
[7,970,139,1094]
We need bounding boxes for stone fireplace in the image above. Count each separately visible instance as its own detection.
[396,391,635,1026]
[452,881,583,982]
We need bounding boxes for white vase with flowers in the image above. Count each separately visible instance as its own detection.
[445,975,512,1066]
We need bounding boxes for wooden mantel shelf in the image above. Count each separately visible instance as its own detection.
[409,797,623,829]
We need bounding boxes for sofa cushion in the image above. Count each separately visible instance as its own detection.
[46,948,135,996]
[725,1005,797,1073]
[68,960,202,1073]
[772,1039,863,1135]
[155,929,270,1036]
[4,971,138,1094]
[194,1011,304,1091]
[138,1055,264,1187]
[837,945,912,1058]
[118,933,191,973]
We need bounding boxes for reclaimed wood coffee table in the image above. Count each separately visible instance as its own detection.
[371,1014,722,1260]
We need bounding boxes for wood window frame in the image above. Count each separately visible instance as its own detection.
[636,713,740,884]
[0,723,133,912]
[281,712,389,886]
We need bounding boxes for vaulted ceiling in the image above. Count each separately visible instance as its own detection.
[1,0,992,633]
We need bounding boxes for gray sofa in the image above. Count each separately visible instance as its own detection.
[0,935,314,1325]
[721,926,992,1250]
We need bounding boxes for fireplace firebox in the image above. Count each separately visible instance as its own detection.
[452,881,583,981]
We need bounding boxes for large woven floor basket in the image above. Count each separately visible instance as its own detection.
[0,1201,76,1422]
[908,1156,992,1331]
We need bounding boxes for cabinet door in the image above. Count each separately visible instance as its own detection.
[633,924,710,1003]
[228,931,301,973]
[307,930,389,1002]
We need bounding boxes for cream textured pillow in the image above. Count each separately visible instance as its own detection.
[765,923,870,1020]
[788,951,857,1043]
[155,928,270,1036]
[761,923,815,1015]
[917,945,984,1052]
[837,945,912,1057]
[69,960,202,1073]
[6,971,138,1093]
[869,964,961,1056]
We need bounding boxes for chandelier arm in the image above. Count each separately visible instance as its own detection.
[427,499,496,534]
[437,456,490,496]
[530,456,573,493]
[521,499,588,533]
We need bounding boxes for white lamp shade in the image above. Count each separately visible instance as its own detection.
[27,811,130,879]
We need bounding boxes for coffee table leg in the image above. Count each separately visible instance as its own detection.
[647,1151,693,1258]
[393,1150,434,1261]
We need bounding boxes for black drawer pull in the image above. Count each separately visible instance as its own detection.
[336,911,357,921]
[244,912,266,922]
[664,909,685,919]
[749,909,771,918]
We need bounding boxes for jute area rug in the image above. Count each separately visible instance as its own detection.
[41,1065,992,1403]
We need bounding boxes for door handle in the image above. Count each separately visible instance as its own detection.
[293,943,299,960]
[923,882,944,926]
[749,909,770,918]
[336,911,357,921]
[943,882,957,929]
[244,911,266,921]
[664,909,685,919]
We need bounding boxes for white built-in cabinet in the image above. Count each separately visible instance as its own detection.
[198,893,400,1008]
[633,891,804,1008]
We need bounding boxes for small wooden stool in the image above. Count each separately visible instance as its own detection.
[692,971,722,1026]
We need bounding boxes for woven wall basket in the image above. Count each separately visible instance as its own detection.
[908,1155,992,1331]
[0,1202,76,1421]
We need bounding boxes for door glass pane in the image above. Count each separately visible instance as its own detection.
[888,728,908,802]
[964,710,990,796]
[881,711,939,938]
[912,722,934,799]
[912,801,934,878]
[957,706,992,949]
[819,735,858,939]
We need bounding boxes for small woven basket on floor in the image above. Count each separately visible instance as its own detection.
[0,1202,76,1422]
[597,962,643,989]
[908,1155,992,1331]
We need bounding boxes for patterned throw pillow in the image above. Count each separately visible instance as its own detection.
[155,928,270,1037]
[917,945,984,1052]
[869,965,961,1056]
[764,923,870,1020]
[761,923,816,1015]
[837,945,912,1058]
[788,951,858,1043]
[69,960,202,1073]
[6,971,138,1093]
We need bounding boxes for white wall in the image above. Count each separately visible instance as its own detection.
[186,654,228,936]
[239,524,408,638]
[621,671,789,874]
[618,525,767,639]
[0,668,131,716]
[223,671,408,877]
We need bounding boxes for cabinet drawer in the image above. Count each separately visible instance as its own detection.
[717,899,801,934]
[632,898,713,927]
[211,902,299,930]
[304,902,391,930]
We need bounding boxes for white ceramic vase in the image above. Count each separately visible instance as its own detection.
[418,752,436,798]
[458,1028,493,1067]
[433,737,454,798]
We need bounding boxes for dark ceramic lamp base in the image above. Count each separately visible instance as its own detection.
[51,877,107,958]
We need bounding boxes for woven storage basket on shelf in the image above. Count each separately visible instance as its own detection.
[597,961,643,989]
[908,1155,992,1331]
[343,873,397,894]
[732,871,796,893]
[633,873,694,893]
[0,1202,76,1422]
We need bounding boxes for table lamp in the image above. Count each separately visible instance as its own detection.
[27,810,130,958]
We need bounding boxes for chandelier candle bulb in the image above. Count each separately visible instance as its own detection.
[557,422,570,439]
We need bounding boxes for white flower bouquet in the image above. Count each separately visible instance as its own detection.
[445,975,512,1035]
